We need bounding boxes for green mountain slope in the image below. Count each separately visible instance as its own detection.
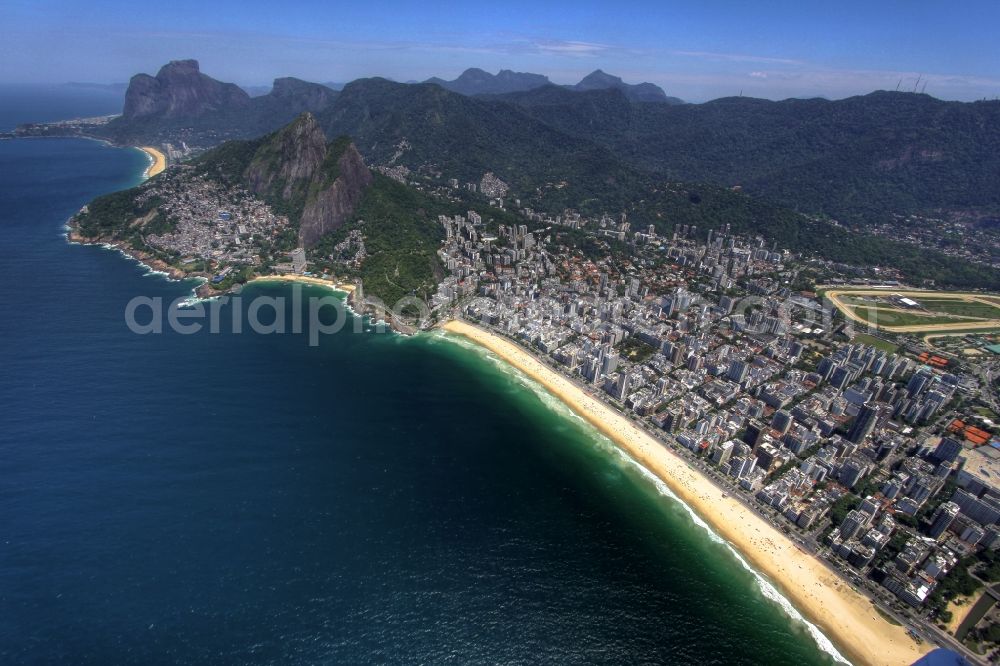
[317,78,648,211]
[312,174,451,305]
[492,87,1000,223]
[73,114,449,304]
[97,61,339,147]
[631,183,1000,290]
[76,109,1000,293]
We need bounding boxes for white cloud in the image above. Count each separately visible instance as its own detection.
[643,65,1000,102]
[534,40,610,57]
[672,50,803,66]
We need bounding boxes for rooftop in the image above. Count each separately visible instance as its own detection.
[960,444,1000,487]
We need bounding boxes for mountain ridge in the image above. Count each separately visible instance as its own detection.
[122,59,251,119]
[27,60,1000,238]
[423,67,682,103]
[570,69,680,104]
[101,60,340,146]
[493,86,1000,222]
[425,68,551,96]
[197,113,373,247]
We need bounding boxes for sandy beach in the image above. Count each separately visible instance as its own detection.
[138,146,166,178]
[247,274,355,293]
[442,319,928,666]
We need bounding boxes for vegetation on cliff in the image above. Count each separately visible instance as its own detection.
[312,174,448,306]
[495,86,1000,223]
[72,77,1000,297]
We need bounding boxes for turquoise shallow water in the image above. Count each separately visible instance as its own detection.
[0,93,839,664]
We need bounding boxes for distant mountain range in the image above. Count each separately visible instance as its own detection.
[425,68,552,96]
[424,67,682,103]
[21,59,1000,247]
[570,69,682,104]
[317,76,640,204]
[242,81,346,97]
[96,60,339,145]
[487,83,1000,223]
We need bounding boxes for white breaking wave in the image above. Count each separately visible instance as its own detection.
[84,241,206,297]
[621,456,850,665]
[438,331,851,665]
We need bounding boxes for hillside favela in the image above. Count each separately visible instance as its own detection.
[2,3,1000,665]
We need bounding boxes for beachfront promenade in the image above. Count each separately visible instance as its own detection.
[443,318,930,666]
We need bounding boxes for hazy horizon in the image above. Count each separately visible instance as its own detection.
[3,1,1000,103]
[6,69,996,106]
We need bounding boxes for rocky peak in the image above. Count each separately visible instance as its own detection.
[234,113,372,247]
[263,78,339,113]
[157,59,202,79]
[122,58,250,119]
[270,77,308,95]
[299,141,373,247]
[244,112,328,200]
[572,69,669,103]
[578,69,622,87]
[426,68,551,96]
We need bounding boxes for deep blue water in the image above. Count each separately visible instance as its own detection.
[0,85,124,132]
[0,94,838,664]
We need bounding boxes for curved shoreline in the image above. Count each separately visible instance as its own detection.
[59,138,925,663]
[246,274,356,294]
[441,318,928,666]
[137,145,166,178]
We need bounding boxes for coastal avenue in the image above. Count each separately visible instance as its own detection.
[6,2,1000,662]
[448,317,986,663]
[443,318,927,666]
[0,132,857,665]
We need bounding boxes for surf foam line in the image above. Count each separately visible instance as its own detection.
[436,329,851,665]
[621,455,850,665]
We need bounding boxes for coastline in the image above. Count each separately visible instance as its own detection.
[67,218,365,308]
[66,226,199,282]
[66,218,221,305]
[247,276,421,334]
[138,146,166,178]
[441,318,929,666]
[246,274,356,294]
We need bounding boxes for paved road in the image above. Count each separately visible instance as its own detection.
[456,314,990,664]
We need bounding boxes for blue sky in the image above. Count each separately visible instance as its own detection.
[3,0,1000,101]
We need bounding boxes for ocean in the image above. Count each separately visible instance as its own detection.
[0,88,839,664]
